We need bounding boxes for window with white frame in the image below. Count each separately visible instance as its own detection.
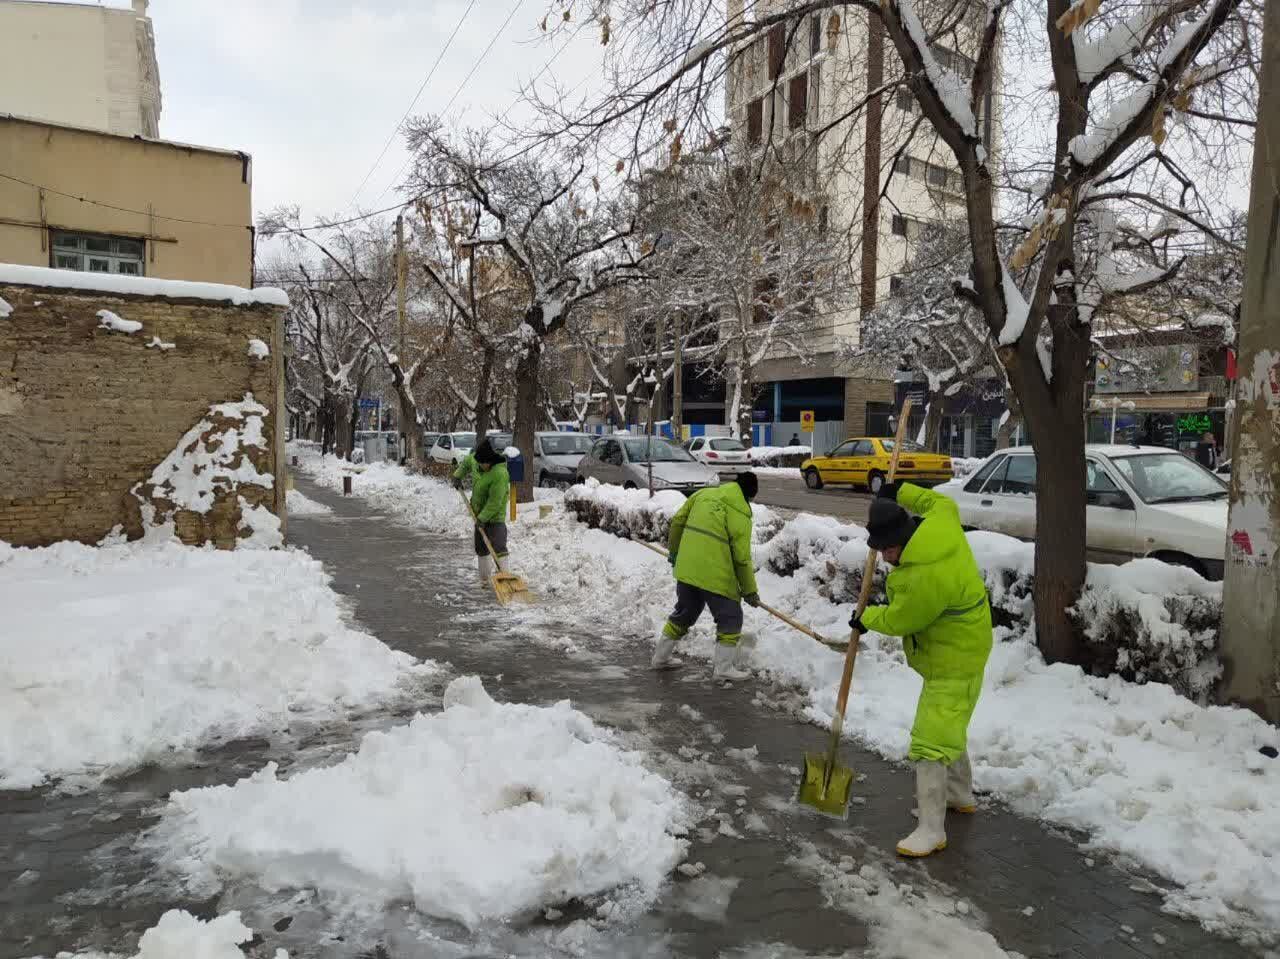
[51,231,145,275]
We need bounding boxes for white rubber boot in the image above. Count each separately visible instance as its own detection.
[712,642,751,681]
[477,555,495,585]
[897,761,948,857]
[947,751,977,814]
[651,630,683,670]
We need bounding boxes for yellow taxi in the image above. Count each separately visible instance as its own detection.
[801,438,953,494]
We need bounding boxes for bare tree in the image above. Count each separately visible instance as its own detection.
[405,119,657,498]
[546,0,1257,664]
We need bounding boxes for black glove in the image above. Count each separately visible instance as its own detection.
[668,551,677,566]
[849,612,866,633]
[452,477,463,490]
[743,592,761,608]
[877,480,902,501]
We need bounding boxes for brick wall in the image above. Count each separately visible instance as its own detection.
[843,376,896,435]
[0,282,285,548]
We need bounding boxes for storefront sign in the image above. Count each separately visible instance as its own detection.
[1176,413,1213,435]
[1095,344,1199,394]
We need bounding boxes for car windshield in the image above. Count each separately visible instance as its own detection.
[453,433,476,449]
[880,439,928,453]
[487,433,513,450]
[623,438,694,463]
[709,439,746,452]
[1109,453,1227,503]
[542,435,594,455]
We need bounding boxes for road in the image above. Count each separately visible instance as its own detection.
[755,473,874,524]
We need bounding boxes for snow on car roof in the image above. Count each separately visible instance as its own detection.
[996,444,1185,457]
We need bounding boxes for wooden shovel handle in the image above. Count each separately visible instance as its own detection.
[836,398,914,716]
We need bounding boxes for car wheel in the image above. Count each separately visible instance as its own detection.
[804,468,824,490]
[539,472,555,489]
[624,481,637,490]
[868,470,886,495]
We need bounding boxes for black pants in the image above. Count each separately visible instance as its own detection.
[665,581,744,645]
[474,522,508,558]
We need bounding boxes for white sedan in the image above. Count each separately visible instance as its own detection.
[935,444,1228,580]
[684,436,752,475]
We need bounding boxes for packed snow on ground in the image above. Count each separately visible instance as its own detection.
[291,441,471,534]
[148,676,689,930]
[28,909,285,959]
[0,533,434,790]
[286,487,333,516]
[288,450,1280,940]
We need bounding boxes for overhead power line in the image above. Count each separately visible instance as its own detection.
[346,0,482,211]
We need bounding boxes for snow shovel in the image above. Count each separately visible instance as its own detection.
[635,540,843,649]
[797,397,914,820]
[458,488,534,606]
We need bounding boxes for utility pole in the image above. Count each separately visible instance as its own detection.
[395,213,411,463]
[1219,0,1280,724]
[672,310,684,441]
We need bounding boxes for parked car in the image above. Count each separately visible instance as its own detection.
[428,432,477,466]
[534,431,594,488]
[802,438,953,494]
[684,436,752,475]
[577,436,718,493]
[934,444,1228,579]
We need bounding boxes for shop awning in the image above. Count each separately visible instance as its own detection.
[1092,392,1211,411]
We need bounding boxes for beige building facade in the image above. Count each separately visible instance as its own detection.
[0,0,161,138]
[0,114,254,287]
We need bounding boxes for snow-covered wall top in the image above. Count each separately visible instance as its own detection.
[0,263,289,307]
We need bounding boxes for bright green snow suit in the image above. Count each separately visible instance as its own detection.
[860,483,992,764]
[452,454,480,484]
[663,483,758,646]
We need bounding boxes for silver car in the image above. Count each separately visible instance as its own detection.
[577,435,719,493]
[534,431,595,488]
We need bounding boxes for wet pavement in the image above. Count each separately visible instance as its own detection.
[0,475,1263,959]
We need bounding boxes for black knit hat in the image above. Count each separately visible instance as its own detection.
[866,497,914,551]
[475,438,503,466]
[735,471,759,501]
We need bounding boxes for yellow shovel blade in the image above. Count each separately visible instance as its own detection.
[796,751,855,820]
[490,572,535,605]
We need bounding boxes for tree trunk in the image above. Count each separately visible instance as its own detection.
[475,346,494,438]
[922,401,944,450]
[394,377,420,465]
[737,358,754,446]
[996,390,1023,448]
[1016,351,1088,665]
[334,396,356,460]
[512,344,541,504]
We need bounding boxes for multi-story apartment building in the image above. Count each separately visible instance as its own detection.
[0,0,161,139]
[722,0,1000,439]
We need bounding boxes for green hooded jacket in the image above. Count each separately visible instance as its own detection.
[667,483,758,601]
[860,483,992,763]
[469,461,510,524]
[452,454,479,484]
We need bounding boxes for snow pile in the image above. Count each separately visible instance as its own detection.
[291,442,469,535]
[136,394,274,539]
[748,445,810,467]
[754,513,879,608]
[247,338,270,359]
[0,294,13,318]
[0,535,432,790]
[96,309,142,334]
[150,677,688,929]
[286,488,333,516]
[236,496,283,549]
[0,263,288,307]
[950,456,985,477]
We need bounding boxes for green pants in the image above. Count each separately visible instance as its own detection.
[908,675,983,763]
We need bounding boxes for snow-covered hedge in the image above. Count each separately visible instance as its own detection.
[749,444,811,467]
[564,483,1224,699]
[950,456,985,477]
[563,479,784,546]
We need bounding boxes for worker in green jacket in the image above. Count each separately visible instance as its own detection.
[652,472,761,681]
[850,481,992,858]
[459,439,510,584]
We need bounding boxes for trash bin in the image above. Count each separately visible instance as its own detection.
[506,449,525,484]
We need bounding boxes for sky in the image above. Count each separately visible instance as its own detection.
[141,0,606,225]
